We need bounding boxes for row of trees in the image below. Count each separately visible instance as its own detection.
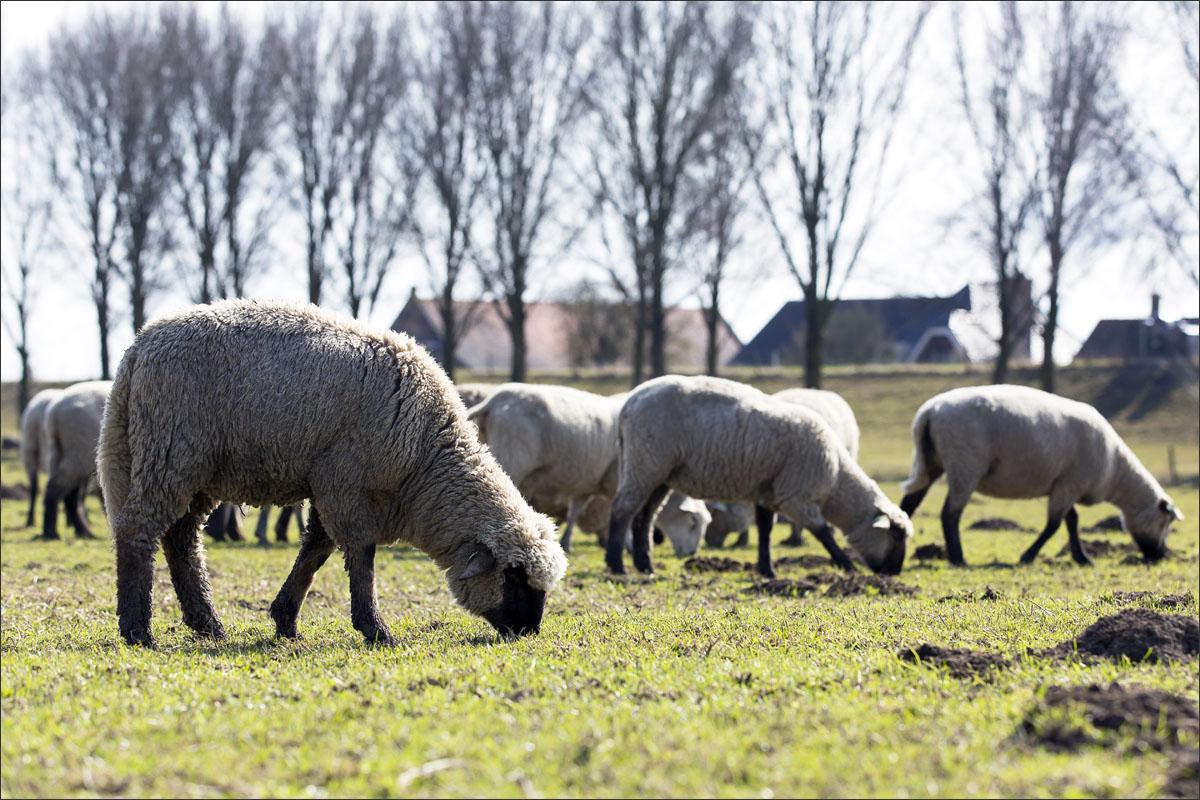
[3,1,1197,411]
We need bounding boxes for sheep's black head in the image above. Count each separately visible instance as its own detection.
[1123,498,1183,562]
[482,566,546,637]
[847,508,912,575]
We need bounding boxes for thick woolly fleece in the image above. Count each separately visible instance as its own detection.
[901,384,1181,557]
[774,388,860,460]
[98,300,567,644]
[19,388,63,526]
[610,375,910,573]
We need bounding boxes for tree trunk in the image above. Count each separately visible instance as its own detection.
[704,295,720,377]
[804,296,824,389]
[649,269,666,378]
[1041,247,1061,394]
[507,295,526,383]
[993,272,1013,385]
[96,294,112,381]
[631,285,647,388]
[17,347,30,415]
[440,291,457,383]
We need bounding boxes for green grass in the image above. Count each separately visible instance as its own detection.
[2,364,1198,798]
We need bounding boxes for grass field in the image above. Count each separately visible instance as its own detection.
[1,364,1198,798]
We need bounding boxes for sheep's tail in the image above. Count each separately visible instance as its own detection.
[465,393,498,441]
[97,350,136,535]
[900,406,939,495]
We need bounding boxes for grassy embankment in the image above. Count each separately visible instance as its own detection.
[1,362,1197,798]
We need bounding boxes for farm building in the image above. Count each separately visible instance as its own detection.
[390,290,743,372]
[1073,294,1199,362]
[732,281,1034,366]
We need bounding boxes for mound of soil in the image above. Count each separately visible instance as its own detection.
[1083,515,1124,534]
[899,643,1009,679]
[822,574,918,598]
[774,554,836,569]
[1108,591,1194,610]
[1042,609,1199,664]
[1021,683,1199,753]
[0,483,30,501]
[1055,538,1142,560]
[938,585,1004,603]
[967,517,1027,532]
[743,578,820,597]
[912,543,945,560]
[683,556,753,573]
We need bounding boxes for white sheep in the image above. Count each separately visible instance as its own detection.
[456,382,500,410]
[41,380,112,540]
[467,383,711,554]
[19,388,63,528]
[97,299,567,648]
[607,375,911,577]
[899,384,1184,566]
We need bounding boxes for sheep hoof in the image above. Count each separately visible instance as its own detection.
[74,530,98,540]
[758,566,777,579]
[1073,555,1094,568]
[35,532,60,542]
[122,627,157,648]
[1017,552,1037,565]
[363,631,397,647]
[191,618,227,640]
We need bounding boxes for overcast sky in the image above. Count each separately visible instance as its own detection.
[2,0,1197,382]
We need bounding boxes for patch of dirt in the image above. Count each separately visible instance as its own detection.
[899,643,1009,679]
[1020,683,1199,756]
[1,435,19,451]
[683,556,752,573]
[774,554,835,569]
[1041,609,1199,664]
[743,578,820,597]
[0,483,30,501]
[1055,538,1142,560]
[1107,591,1194,610]
[912,543,945,560]
[967,517,1027,532]
[938,585,1004,603]
[821,574,918,597]
[1083,514,1124,534]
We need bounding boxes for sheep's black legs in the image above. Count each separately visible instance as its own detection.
[630,485,670,575]
[162,497,225,640]
[560,497,582,553]
[940,501,967,566]
[344,544,395,646]
[780,524,804,547]
[1019,513,1064,564]
[40,483,61,540]
[64,485,96,539]
[811,524,858,572]
[25,470,38,528]
[755,505,776,578]
[900,487,929,517]
[1063,508,1091,566]
[115,511,168,648]
[270,510,335,638]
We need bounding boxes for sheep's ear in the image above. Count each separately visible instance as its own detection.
[461,546,498,580]
[872,513,890,530]
[1160,499,1184,521]
[677,497,705,514]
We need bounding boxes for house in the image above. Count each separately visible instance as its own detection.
[1073,294,1199,362]
[390,290,743,372]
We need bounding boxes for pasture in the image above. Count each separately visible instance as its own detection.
[2,363,1197,798]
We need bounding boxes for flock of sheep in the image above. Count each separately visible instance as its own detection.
[16,299,1185,647]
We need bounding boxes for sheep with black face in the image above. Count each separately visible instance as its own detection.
[97,299,567,647]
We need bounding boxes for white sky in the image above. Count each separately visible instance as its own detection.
[1,0,1197,382]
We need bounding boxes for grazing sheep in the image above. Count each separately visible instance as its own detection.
[456,383,500,410]
[704,501,755,549]
[899,384,1184,566]
[42,381,112,540]
[251,503,305,544]
[607,375,911,577]
[204,503,246,542]
[467,383,710,554]
[19,388,63,528]
[644,492,712,557]
[97,299,567,648]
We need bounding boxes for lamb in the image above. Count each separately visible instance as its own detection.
[96,299,567,648]
[899,384,1184,566]
[41,380,112,540]
[19,388,63,528]
[703,501,755,549]
[467,383,711,554]
[606,375,911,577]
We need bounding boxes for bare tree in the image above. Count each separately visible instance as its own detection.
[404,1,488,381]
[472,1,595,382]
[742,1,928,388]
[164,4,283,304]
[1,71,58,412]
[953,2,1039,384]
[41,14,126,378]
[1030,2,1129,393]
[588,1,753,385]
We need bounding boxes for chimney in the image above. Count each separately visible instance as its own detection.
[1151,293,1160,322]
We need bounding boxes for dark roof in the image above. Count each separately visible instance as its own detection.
[1074,318,1193,360]
[733,286,972,366]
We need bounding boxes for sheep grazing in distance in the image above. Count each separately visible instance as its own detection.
[19,388,64,529]
[456,383,500,410]
[97,299,567,648]
[41,381,112,540]
[467,383,711,554]
[607,375,911,578]
[899,384,1184,566]
[773,387,861,547]
[704,501,755,549]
